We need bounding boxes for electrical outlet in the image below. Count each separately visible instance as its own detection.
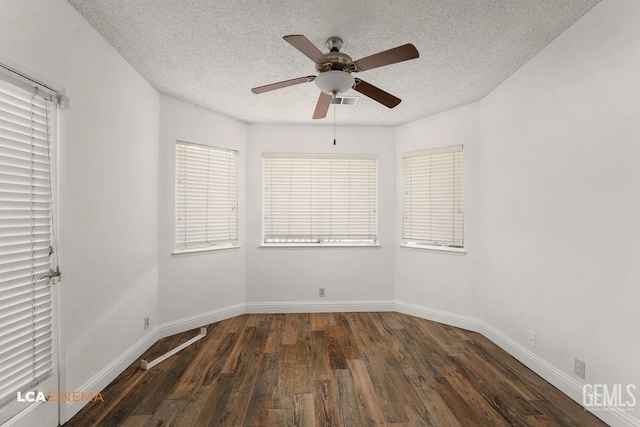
[319,288,325,297]
[528,331,536,348]
[144,316,150,330]
[575,358,586,379]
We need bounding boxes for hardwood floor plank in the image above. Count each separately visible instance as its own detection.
[358,312,385,343]
[293,393,316,427]
[66,312,608,427]
[95,357,178,427]
[347,358,387,426]
[221,326,257,374]
[281,313,298,345]
[345,312,373,351]
[310,330,333,382]
[142,399,186,426]
[268,408,294,427]
[293,339,314,393]
[442,361,511,427]
[243,353,280,426]
[333,369,366,427]
[406,374,462,427]
[434,376,489,427]
[324,324,348,370]
[131,352,194,415]
[264,313,285,353]
[310,312,325,331]
[272,343,296,409]
[217,320,270,425]
[167,335,221,399]
[199,331,237,386]
[446,355,531,426]
[313,379,343,426]
[334,313,361,360]
[361,349,409,423]
[119,414,152,427]
[192,373,236,426]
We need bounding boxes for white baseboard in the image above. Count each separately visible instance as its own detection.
[245,300,395,314]
[60,326,160,423]
[159,303,245,338]
[395,300,639,427]
[394,301,482,333]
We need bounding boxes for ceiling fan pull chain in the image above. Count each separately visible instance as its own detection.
[333,96,337,145]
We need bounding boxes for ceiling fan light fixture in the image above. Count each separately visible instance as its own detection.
[315,70,355,96]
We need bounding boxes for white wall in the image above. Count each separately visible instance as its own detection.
[245,125,395,306]
[478,0,640,411]
[158,96,246,328]
[0,0,160,422]
[394,1,640,424]
[395,104,481,318]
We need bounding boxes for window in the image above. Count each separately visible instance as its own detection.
[175,141,238,253]
[402,146,464,249]
[0,77,55,419]
[263,153,378,246]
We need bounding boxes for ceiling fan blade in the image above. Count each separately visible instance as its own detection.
[353,79,401,108]
[352,44,419,72]
[283,35,328,65]
[251,76,315,94]
[313,92,332,119]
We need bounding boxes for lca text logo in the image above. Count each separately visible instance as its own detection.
[583,384,637,412]
[16,391,104,403]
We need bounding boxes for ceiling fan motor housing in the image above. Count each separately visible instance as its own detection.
[316,52,354,72]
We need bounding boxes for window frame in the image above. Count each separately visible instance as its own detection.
[401,145,465,254]
[261,152,380,248]
[173,140,239,255]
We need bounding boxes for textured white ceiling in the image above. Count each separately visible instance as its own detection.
[68,0,598,126]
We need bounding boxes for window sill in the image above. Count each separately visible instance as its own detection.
[172,245,240,256]
[259,244,381,249]
[400,244,466,255]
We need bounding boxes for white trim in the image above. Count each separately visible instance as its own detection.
[402,144,463,158]
[400,244,466,255]
[263,152,378,160]
[259,244,380,249]
[60,326,160,423]
[394,301,481,332]
[394,300,639,427]
[158,303,245,338]
[245,300,395,314]
[172,245,240,256]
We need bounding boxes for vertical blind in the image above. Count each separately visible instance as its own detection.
[0,79,54,408]
[403,146,464,248]
[263,153,378,245]
[175,141,238,251]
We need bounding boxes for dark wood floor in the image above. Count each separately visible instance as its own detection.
[65,313,607,426]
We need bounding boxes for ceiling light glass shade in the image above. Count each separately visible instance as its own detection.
[315,70,355,95]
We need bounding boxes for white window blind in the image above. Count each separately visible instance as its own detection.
[403,146,464,248]
[0,79,54,409]
[175,141,238,252]
[263,153,378,245]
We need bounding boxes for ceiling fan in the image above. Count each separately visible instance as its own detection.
[251,35,419,119]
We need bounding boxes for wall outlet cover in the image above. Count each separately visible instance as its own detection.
[574,358,586,379]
